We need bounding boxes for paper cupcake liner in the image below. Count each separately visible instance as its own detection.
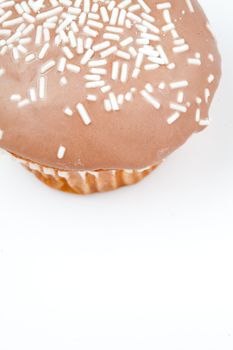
[4,152,159,194]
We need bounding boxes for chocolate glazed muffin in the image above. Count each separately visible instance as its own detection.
[0,0,221,194]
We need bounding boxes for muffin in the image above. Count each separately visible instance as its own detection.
[0,0,221,194]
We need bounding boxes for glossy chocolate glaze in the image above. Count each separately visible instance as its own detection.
[0,0,221,170]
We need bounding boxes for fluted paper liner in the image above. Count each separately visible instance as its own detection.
[8,153,159,194]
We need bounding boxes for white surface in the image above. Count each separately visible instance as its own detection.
[0,1,233,349]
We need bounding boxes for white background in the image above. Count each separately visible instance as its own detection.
[0,1,233,349]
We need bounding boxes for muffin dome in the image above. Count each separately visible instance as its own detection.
[0,0,221,171]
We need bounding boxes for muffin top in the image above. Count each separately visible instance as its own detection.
[0,0,221,170]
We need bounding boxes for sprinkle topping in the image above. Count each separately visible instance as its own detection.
[0,0,218,159]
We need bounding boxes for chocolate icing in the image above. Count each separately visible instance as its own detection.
[0,0,221,171]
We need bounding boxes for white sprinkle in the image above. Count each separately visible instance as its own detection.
[62,46,74,59]
[125,92,132,101]
[22,24,35,36]
[29,87,37,102]
[100,6,109,22]
[208,54,214,62]
[39,76,46,99]
[126,20,133,30]
[132,67,140,78]
[112,61,119,80]
[170,80,189,89]
[76,103,92,125]
[21,1,31,13]
[107,27,123,34]
[88,59,107,67]
[10,94,21,102]
[17,45,28,54]
[57,57,66,72]
[118,0,131,9]
[141,32,160,41]
[17,44,27,54]
[68,30,77,48]
[67,63,80,73]
[145,83,153,93]
[199,118,210,126]
[93,40,110,52]
[120,62,128,83]
[188,57,201,65]
[76,38,84,54]
[208,74,215,84]
[104,99,112,111]
[108,1,116,11]
[78,11,87,26]
[3,17,23,27]
[87,19,103,29]
[162,23,174,32]
[6,31,21,45]
[0,11,13,25]
[15,4,24,15]
[167,112,180,124]
[56,15,73,32]
[35,25,43,46]
[85,80,105,88]
[118,9,126,26]
[195,108,201,122]
[57,145,66,159]
[63,107,73,116]
[117,94,124,104]
[0,129,3,140]
[100,45,117,58]
[109,92,119,111]
[120,36,133,47]
[23,12,35,24]
[84,0,90,13]
[0,67,5,76]
[173,44,189,53]
[80,48,94,65]
[85,37,93,50]
[0,29,11,36]
[40,60,56,74]
[185,0,194,13]
[205,88,210,103]
[38,43,50,59]
[170,103,187,113]
[177,91,184,104]
[156,44,169,64]
[90,68,106,75]
[141,13,155,22]
[12,47,20,61]
[142,19,159,33]
[83,25,98,37]
[103,32,120,41]
[25,53,35,63]
[116,49,130,60]
[43,27,50,42]
[18,98,30,108]
[128,46,137,57]
[137,0,151,13]
[101,85,111,93]
[59,76,68,86]
[135,52,144,68]
[140,90,160,109]
[110,7,119,25]
[19,37,31,45]
[127,11,142,23]
[84,74,101,81]
[87,94,97,101]
[36,6,63,21]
